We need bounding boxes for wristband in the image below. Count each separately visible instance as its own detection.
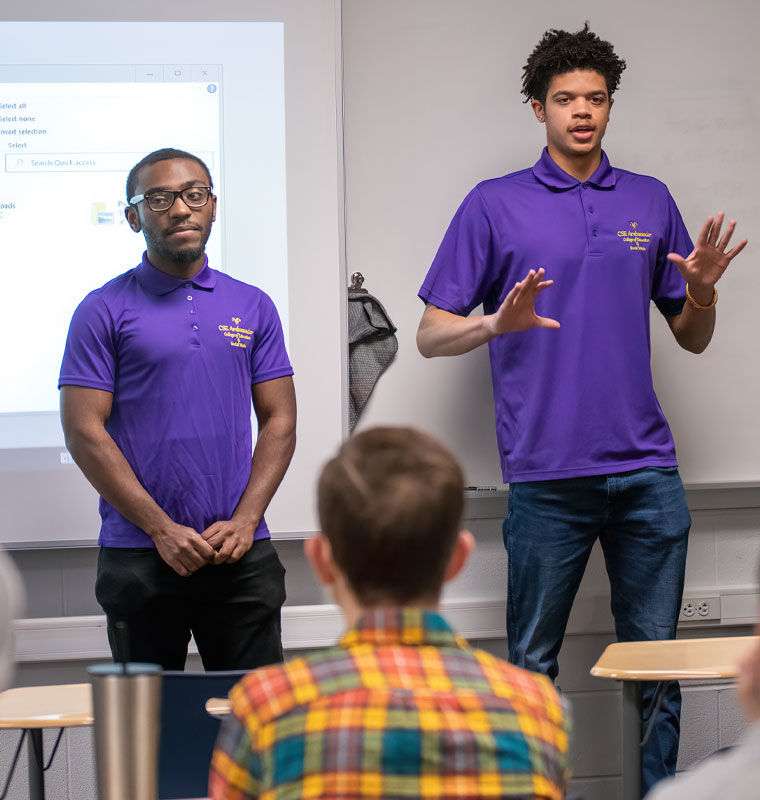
[686,284,718,309]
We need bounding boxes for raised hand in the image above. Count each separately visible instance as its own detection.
[667,212,748,305]
[485,268,560,337]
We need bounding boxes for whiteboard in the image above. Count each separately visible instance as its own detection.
[343,0,760,488]
[0,0,345,546]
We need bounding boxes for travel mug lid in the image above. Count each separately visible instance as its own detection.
[88,663,162,677]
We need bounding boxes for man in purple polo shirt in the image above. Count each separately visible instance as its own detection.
[59,148,296,671]
[417,25,747,793]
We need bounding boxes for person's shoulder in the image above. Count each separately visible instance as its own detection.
[449,168,535,220]
[646,724,760,800]
[230,647,346,724]
[97,266,139,292]
[75,268,138,313]
[471,646,564,711]
[474,166,536,197]
[612,165,672,195]
[230,661,296,724]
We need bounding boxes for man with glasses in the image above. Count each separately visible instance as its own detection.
[59,148,296,670]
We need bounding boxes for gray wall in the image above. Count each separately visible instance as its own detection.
[345,0,760,488]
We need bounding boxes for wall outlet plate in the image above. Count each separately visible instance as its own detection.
[679,595,721,623]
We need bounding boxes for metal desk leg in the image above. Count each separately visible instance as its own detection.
[27,729,45,800]
[622,681,642,800]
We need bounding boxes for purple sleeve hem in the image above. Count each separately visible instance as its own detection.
[250,365,294,386]
[655,295,687,317]
[417,287,466,316]
[58,377,115,392]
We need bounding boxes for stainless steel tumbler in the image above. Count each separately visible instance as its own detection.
[88,663,161,800]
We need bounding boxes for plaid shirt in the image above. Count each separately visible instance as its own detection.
[209,608,570,799]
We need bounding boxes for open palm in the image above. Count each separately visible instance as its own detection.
[487,268,560,336]
[667,212,747,299]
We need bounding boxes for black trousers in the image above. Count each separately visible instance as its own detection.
[95,538,286,671]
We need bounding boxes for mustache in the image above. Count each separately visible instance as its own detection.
[166,224,202,234]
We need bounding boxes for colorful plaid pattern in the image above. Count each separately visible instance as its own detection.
[209,608,570,799]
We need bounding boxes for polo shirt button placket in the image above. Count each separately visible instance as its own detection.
[186,293,200,345]
[581,184,602,256]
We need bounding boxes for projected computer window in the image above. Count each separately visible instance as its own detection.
[0,70,223,416]
[0,22,287,451]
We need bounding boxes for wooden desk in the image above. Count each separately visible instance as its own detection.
[0,683,93,800]
[591,636,758,800]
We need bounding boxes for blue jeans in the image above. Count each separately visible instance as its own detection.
[503,466,690,797]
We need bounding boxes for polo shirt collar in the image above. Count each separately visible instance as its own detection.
[135,252,217,296]
[532,147,616,190]
[339,607,467,650]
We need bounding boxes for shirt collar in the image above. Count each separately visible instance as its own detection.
[532,147,616,190]
[339,608,467,650]
[135,252,217,296]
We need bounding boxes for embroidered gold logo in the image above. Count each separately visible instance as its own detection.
[617,221,652,252]
[217,316,253,349]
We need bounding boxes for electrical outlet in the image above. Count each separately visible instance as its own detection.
[679,595,721,623]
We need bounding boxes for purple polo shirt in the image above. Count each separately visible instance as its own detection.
[59,254,293,547]
[420,149,692,483]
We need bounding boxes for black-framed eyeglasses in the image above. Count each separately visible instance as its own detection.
[128,186,213,212]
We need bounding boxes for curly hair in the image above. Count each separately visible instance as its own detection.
[521,22,626,104]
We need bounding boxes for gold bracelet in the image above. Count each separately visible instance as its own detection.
[686,283,718,309]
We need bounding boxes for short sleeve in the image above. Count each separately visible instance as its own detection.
[653,190,691,317]
[58,292,117,391]
[250,293,294,385]
[419,186,501,317]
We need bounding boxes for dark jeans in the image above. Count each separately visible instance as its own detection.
[503,466,691,797]
[96,537,286,671]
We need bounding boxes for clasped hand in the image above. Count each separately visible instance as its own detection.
[153,518,255,576]
[201,518,255,566]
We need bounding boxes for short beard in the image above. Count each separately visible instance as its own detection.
[144,225,211,265]
[155,242,206,264]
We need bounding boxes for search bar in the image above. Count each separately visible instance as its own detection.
[5,151,214,173]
